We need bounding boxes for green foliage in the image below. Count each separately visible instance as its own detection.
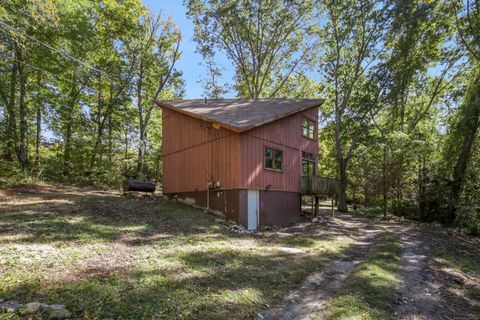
[185,0,316,98]
[455,205,480,235]
[0,0,183,186]
[0,0,479,234]
[444,67,480,176]
[0,160,44,189]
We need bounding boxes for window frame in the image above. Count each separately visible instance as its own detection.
[302,159,315,176]
[301,151,317,176]
[302,117,316,140]
[264,146,283,172]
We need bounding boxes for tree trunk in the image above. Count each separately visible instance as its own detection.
[334,105,348,212]
[90,126,103,170]
[90,75,104,170]
[35,102,41,166]
[136,72,145,178]
[418,156,426,220]
[16,46,29,170]
[452,126,478,198]
[155,145,162,181]
[382,144,388,218]
[450,73,480,222]
[63,72,78,175]
[64,122,72,175]
[34,72,44,167]
[5,61,18,160]
[337,159,348,212]
[108,114,113,162]
[137,127,146,178]
[124,129,129,175]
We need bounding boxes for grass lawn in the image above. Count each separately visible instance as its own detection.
[0,186,353,319]
[320,232,402,320]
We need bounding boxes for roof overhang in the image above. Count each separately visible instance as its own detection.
[155,99,325,133]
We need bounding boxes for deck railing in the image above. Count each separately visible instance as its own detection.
[300,176,338,195]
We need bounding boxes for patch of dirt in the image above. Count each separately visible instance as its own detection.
[388,221,480,320]
[49,243,137,284]
[0,184,71,198]
[261,214,480,320]
[261,214,384,320]
[392,226,445,319]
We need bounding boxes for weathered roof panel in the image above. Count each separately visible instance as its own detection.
[156,99,325,132]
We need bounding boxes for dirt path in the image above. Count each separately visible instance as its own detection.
[260,214,385,319]
[260,213,480,320]
[391,222,480,320]
[392,224,445,319]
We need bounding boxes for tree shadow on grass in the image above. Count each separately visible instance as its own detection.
[0,189,386,319]
[0,242,356,319]
[0,191,228,245]
[321,233,403,320]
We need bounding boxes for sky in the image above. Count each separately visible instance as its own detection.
[142,0,235,99]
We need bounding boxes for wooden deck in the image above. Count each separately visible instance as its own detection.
[300,176,338,196]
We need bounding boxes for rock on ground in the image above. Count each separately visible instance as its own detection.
[45,304,71,319]
[24,301,42,313]
[0,301,23,313]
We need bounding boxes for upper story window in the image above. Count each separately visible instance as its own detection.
[264,147,283,171]
[302,118,316,140]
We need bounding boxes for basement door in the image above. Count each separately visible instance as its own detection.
[247,190,259,230]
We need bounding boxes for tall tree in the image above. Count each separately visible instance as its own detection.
[88,0,145,170]
[132,14,182,177]
[0,0,59,169]
[200,54,229,99]
[446,0,480,212]
[186,0,316,98]
[319,0,391,212]
[370,0,461,216]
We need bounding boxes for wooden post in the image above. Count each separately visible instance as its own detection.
[311,195,314,218]
[331,196,335,216]
[314,196,319,217]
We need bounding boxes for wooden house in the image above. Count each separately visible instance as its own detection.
[157,99,330,229]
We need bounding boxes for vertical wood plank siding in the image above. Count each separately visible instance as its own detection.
[239,107,319,193]
[162,109,240,193]
[162,106,318,194]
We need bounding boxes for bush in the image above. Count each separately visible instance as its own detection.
[0,160,44,189]
[455,205,480,235]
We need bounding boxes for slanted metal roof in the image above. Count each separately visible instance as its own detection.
[156,99,325,132]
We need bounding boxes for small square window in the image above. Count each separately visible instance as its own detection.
[264,147,283,171]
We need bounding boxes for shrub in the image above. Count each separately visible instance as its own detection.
[455,205,480,235]
[0,160,44,189]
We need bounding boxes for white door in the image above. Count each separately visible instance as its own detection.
[247,190,259,230]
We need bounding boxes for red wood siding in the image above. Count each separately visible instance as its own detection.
[162,109,240,193]
[162,106,318,194]
[239,107,319,193]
